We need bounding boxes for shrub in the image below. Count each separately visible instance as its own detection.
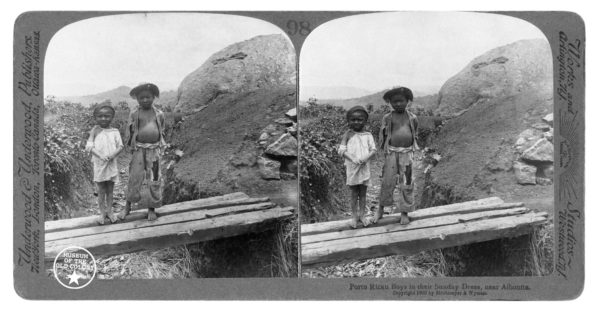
[44,99,95,220]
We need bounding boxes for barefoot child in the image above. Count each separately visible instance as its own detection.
[374,87,419,225]
[338,106,377,229]
[118,83,167,221]
[85,105,124,224]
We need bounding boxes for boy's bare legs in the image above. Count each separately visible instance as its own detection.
[96,183,107,225]
[147,208,157,221]
[358,185,370,227]
[349,186,359,229]
[105,181,118,223]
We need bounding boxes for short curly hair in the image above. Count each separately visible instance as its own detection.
[346,105,369,121]
[383,87,413,102]
[93,104,116,117]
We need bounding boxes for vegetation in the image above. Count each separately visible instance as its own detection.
[299,102,351,223]
[43,97,95,220]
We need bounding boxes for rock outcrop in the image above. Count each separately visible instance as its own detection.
[424,39,554,204]
[175,34,296,111]
[436,39,552,117]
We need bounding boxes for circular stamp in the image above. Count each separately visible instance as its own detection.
[53,246,97,289]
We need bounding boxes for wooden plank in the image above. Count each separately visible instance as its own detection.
[45,194,268,233]
[45,207,294,260]
[302,207,528,244]
[46,202,276,242]
[302,212,548,267]
[301,200,520,236]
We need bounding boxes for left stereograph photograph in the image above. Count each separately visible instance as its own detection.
[43,13,299,279]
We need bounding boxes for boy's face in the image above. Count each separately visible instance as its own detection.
[95,108,114,128]
[136,90,155,109]
[389,94,409,113]
[348,111,367,132]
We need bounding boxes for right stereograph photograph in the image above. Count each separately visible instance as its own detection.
[299,12,554,278]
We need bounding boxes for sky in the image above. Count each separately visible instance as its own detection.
[300,12,548,97]
[44,13,286,97]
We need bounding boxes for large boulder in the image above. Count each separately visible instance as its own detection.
[175,34,296,111]
[436,39,552,117]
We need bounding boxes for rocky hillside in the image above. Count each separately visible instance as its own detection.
[174,34,296,112]
[164,84,297,206]
[436,39,552,117]
[422,39,554,213]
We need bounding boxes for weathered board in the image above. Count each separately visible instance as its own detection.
[45,193,294,261]
[301,198,548,267]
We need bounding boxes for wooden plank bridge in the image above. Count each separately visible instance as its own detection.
[45,192,294,261]
[301,197,549,267]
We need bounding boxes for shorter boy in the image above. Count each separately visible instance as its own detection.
[118,83,167,221]
[374,87,419,225]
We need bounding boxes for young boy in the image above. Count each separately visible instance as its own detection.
[118,83,166,221]
[338,106,377,228]
[374,87,419,225]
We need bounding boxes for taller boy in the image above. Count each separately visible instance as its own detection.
[374,87,419,225]
[118,83,166,221]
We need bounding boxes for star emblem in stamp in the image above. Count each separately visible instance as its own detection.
[53,246,97,289]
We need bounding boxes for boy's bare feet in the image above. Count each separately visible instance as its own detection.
[372,206,384,224]
[349,218,358,229]
[118,201,131,220]
[147,208,157,221]
[360,216,371,227]
[97,215,106,225]
[107,213,118,223]
[400,212,410,225]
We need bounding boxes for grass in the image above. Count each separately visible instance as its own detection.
[96,246,195,279]
[303,250,449,278]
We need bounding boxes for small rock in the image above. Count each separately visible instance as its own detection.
[536,177,553,186]
[543,113,553,127]
[286,123,297,137]
[532,122,551,132]
[513,161,537,185]
[544,128,553,142]
[521,138,553,163]
[174,149,184,157]
[266,133,297,157]
[540,163,554,179]
[257,156,281,180]
[285,107,297,121]
[274,117,294,126]
[514,128,543,153]
[259,132,269,141]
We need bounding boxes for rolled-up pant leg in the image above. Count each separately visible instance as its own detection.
[397,164,415,213]
[126,149,144,203]
[126,148,163,208]
[379,152,399,207]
